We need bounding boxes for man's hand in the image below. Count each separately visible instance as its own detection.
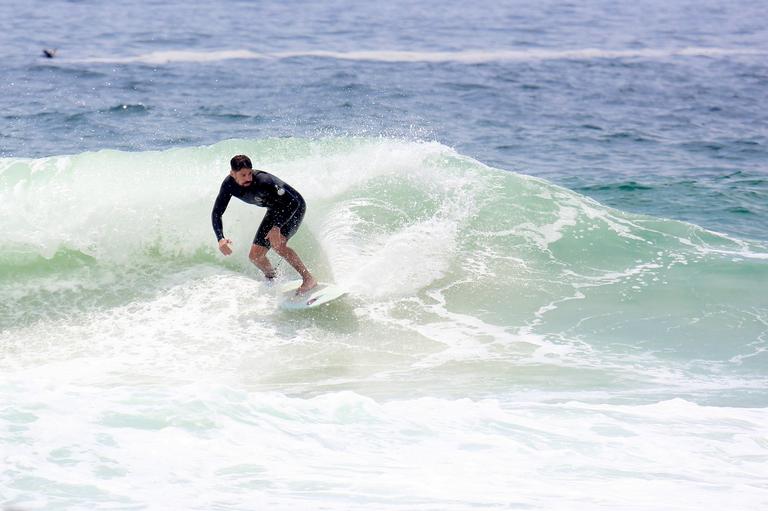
[218,238,233,255]
[266,227,286,249]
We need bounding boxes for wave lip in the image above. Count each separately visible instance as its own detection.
[70,46,768,65]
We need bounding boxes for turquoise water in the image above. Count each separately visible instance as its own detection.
[1,0,767,509]
[2,139,766,509]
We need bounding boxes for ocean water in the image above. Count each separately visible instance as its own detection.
[1,1,767,510]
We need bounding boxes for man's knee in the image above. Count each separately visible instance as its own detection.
[249,244,269,262]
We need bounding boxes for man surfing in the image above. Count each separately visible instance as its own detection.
[212,154,317,294]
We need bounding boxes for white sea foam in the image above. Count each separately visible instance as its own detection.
[70,47,768,65]
[3,382,767,510]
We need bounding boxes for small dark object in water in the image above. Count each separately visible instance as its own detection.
[42,48,57,58]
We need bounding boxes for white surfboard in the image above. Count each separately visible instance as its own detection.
[279,280,347,310]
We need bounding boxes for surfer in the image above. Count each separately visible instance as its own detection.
[212,154,317,294]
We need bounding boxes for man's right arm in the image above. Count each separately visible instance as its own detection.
[211,184,232,241]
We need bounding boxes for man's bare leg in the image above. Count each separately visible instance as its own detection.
[249,244,276,279]
[250,243,316,292]
[272,244,317,294]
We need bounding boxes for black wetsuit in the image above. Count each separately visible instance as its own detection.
[211,170,306,247]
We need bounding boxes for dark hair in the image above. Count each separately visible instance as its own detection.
[230,154,252,171]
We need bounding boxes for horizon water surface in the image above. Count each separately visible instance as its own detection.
[1,1,767,510]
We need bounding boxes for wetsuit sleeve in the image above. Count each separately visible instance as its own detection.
[211,183,232,241]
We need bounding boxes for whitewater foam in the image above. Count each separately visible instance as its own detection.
[70,47,768,65]
[3,383,767,510]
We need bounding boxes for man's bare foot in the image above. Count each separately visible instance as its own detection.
[263,269,276,280]
[296,276,318,295]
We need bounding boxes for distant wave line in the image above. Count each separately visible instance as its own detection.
[72,47,767,65]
